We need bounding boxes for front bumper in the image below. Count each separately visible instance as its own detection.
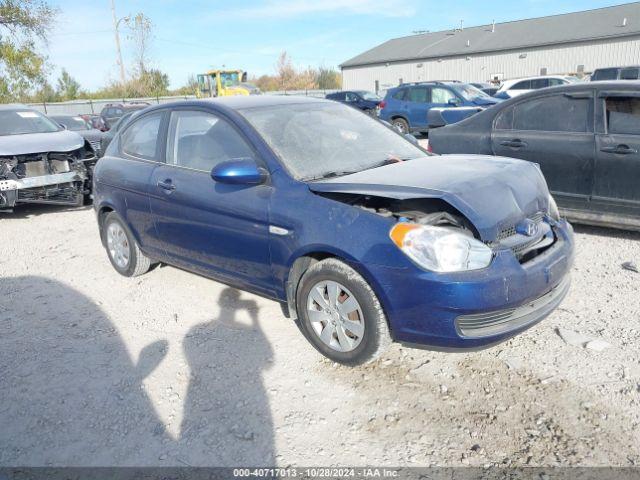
[364,220,575,350]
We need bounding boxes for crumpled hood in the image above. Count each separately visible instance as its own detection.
[308,155,550,241]
[0,130,85,156]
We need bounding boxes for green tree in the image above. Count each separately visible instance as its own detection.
[56,68,81,100]
[316,66,341,89]
[0,0,57,101]
[139,68,169,97]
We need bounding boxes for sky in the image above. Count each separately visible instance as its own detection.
[45,0,633,91]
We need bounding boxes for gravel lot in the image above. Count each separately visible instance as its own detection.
[1,204,639,467]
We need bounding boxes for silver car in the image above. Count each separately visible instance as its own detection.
[0,105,97,211]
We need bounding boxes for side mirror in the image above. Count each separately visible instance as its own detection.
[211,158,267,185]
[404,133,419,146]
[448,98,460,106]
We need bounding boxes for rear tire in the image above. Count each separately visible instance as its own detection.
[103,212,152,277]
[296,258,391,366]
[392,117,409,134]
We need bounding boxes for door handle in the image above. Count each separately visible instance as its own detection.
[500,139,527,148]
[600,144,638,155]
[157,179,176,192]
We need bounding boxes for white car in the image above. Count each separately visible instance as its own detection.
[496,75,579,98]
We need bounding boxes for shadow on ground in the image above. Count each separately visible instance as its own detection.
[0,277,274,466]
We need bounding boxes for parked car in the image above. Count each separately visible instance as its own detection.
[93,96,573,365]
[50,114,105,156]
[325,90,381,115]
[378,82,500,134]
[591,66,640,81]
[0,105,97,210]
[98,110,140,157]
[80,114,109,132]
[100,102,150,130]
[429,81,640,231]
[495,75,579,98]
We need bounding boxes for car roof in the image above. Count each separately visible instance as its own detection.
[152,95,328,112]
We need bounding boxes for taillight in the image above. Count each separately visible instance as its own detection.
[379,100,386,109]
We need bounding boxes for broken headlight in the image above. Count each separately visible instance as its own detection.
[548,194,560,221]
[390,223,493,273]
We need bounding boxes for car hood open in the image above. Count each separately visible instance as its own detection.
[307,155,550,241]
[0,130,85,156]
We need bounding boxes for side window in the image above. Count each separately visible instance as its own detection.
[345,92,358,102]
[530,78,549,89]
[494,106,514,130]
[406,87,429,103]
[592,69,618,81]
[548,78,565,87]
[431,87,456,104]
[606,97,640,135]
[620,68,640,80]
[511,80,531,90]
[512,95,589,132]
[167,110,254,172]
[392,89,406,101]
[120,112,163,159]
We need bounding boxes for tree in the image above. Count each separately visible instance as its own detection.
[316,66,341,90]
[125,12,153,75]
[139,68,169,97]
[0,0,57,101]
[275,51,296,90]
[56,69,81,100]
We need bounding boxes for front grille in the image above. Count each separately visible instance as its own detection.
[456,277,571,338]
[498,212,545,240]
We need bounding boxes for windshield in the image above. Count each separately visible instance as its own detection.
[453,84,492,101]
[52,116,90,131]
[359,91,381,101]
[240,102,426,181]
[0,109,61,136]
[219,71,240,88]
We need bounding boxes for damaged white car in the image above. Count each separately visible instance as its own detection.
[0,104,97,212]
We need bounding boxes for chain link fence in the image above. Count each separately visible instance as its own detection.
[26,90,341,116]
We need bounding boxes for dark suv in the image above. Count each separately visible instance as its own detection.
[100,102,150,130]
[591,66,640,81]
[378,81,499,134]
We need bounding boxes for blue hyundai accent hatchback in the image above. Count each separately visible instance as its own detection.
[93,96,573,365]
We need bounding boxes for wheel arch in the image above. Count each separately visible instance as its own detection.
[283,249,394,337]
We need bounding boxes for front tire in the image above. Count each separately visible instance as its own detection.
[103,212,152,277]
[296,258,391,366]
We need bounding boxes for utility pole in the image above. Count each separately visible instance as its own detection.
[110,0,126,84]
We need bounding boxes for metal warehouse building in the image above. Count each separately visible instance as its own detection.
[341,2,640,92]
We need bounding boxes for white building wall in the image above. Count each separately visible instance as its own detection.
[342,36,640,92]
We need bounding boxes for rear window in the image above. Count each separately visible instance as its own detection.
[606,97,640,135]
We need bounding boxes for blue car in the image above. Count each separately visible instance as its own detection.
[93,96,573,366]
[379,81,500,134]
[325,90,382,116]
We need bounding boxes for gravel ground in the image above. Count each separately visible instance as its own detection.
[0,204,639,467]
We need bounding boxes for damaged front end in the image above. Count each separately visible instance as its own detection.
[0,142,96,211]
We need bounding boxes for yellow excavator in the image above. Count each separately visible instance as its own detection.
[196,69,260,97]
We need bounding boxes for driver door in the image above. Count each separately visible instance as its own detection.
[148,109,274,295]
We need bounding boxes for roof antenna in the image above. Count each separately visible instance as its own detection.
[491,20,495,32]
[622,17,628,27]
